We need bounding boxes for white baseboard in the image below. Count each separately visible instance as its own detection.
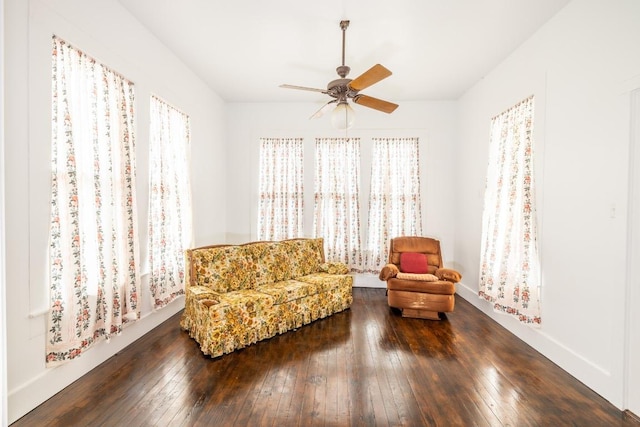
[352,273,386,288]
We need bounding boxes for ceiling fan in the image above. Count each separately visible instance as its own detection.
[280,20,399,129]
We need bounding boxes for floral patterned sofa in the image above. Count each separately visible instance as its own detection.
[180,238,353,358]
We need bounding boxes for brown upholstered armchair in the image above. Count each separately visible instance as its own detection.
[379,236,462,320]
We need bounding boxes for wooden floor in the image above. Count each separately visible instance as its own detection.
[12,288,639,426]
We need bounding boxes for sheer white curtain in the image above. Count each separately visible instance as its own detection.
[364,137,423,273]
[148,95,193,309]
[258,138,304,241]
[479,95,541,325]
[47,36,140,365]
[313,138,362,269]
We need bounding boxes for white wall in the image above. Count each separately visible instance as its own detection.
[225,100,458,286]
[454,0,640,409]
[4,0,226,423]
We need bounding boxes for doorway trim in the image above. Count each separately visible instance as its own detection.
[0,0,8,421]
[624,88,640,416]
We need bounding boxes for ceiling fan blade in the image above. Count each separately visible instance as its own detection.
[348,64,392,91]
[353,94,399,114]
[280,84,328,93]
[310,100,337,119]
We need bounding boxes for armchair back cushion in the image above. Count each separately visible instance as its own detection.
[399,252,429,274]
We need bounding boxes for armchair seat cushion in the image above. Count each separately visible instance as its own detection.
[387,277,456,296]
[395,272,439,282]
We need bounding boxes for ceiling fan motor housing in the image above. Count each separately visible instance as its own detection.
[327,78,360,101]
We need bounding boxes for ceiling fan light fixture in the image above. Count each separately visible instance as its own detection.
[331,101,355,130]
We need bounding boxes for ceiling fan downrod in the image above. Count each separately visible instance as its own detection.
[337,20,350,78]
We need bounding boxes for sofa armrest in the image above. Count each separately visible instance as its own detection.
[379,263,399,281]
[435,268,462,283]
[319,262,350,275]
[188,285,221,302]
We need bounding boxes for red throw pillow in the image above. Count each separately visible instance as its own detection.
[400,252,428,274]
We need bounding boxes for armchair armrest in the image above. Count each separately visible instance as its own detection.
[379,263,399,281]
[435,268,462,283]
[319,262,350,275]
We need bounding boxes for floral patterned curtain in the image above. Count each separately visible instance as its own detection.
[47,36,140,365]
[313,138,362,269]
[148,95,193,309]
[257,138,304,241]
[363,137,423,273]
[479,95,541,325]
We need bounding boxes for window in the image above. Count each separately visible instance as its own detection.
[257,138,304,241]
[313,138,362,269]
[364,137,423,273]
[47,36,139,365]
[478,95,541,325]
[148,95,193,309]
[256,135,423,272]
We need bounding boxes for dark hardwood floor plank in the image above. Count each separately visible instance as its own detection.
[361,288,413,426]
[267,345,304,426]
[10,288,640,427]
[369,299,432,425]
[247,345,293,426]
[347,289,389,425]
[153,363,210,426]
[324,338,348,425]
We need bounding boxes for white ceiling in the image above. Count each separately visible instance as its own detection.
[118,0,571,103]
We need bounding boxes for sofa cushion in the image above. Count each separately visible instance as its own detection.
[217,289,275,314]
[282,238,324,278]
[192,245,256,293]
[257,280,316,304]
[250,241,292,286]
[319,262,349,275]
[297,273,350,293]
[400,252,428,274]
